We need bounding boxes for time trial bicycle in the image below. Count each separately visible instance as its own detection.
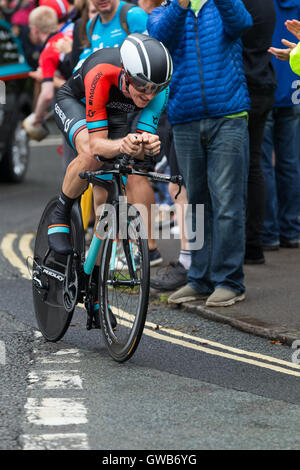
[32,155,182,362]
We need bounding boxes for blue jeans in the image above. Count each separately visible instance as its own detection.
[261,106,300,245]
[173,116,249,295]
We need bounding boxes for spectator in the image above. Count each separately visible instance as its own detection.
[288,19,300,74]
[138,0,161,12]
[10,0,40,71]
[11,0,35,26]
[262,0,300,250]
[28,6,73,127]
[72,0,148,73]
[39,0,72,26]
[55,0,98,173]
[148,0,252,307]
[242,0,277,264]
[150,113,191,291]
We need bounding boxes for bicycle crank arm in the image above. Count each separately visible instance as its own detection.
[32,272,48,291]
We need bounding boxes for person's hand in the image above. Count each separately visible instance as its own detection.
[55,36,73,54]
[285,19,300,41]
[268,39,297,61]
[119,133,143,158]
[140,132,161,157]
[177,0,189,8]
[29,67,43,82]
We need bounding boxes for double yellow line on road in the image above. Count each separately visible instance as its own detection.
[1,233,34,280]
[113,307,300,377]
[2,232,300,377]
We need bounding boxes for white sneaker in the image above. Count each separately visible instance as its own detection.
[206,288,245,307]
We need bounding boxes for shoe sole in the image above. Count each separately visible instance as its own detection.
[168,294,208,304]
[280,244,299,249]
[244,258,265,265]
[115,256,163,271]
[149,257,163,268]
[206,293,245,307]
[263,245,279,251]
[150,281,187,291]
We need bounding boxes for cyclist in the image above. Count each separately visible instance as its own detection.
[49,33,172,256]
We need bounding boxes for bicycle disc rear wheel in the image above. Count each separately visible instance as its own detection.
[99,205,149,362]
[32,197,84,342]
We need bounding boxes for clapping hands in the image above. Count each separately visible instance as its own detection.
[268,19,300,61]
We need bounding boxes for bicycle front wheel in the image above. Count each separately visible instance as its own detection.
[99,204,149,362]
[32,197,84,342]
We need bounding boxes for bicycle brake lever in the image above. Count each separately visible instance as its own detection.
[174,176,183,200]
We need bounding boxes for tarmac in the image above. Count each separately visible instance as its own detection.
[152,239,300,346]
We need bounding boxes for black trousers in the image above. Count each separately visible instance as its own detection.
[246,89,275,249]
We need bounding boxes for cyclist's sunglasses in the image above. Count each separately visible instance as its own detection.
[127,73,170,95]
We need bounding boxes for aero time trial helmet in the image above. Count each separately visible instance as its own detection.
[120,33,173,95]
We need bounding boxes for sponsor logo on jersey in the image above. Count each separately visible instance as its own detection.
[107,102,136,113]
[64,118,74,132]
[89,72,103,106]
[87,110,96,118]
[55,103,74,132]
[55,103,66,125]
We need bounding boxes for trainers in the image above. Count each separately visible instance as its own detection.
[149,248,163,267]
[168,285,209,304]
[115,247,163,270]
[135,247,163,268]
[263,243,279,251]
[206,288,245,307]
[280,237,299,248]
[150,261,188,291]
[244,245,265,265]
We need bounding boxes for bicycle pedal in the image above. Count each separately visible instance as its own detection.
[86,314,101,330]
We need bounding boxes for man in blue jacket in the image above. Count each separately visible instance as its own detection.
[148,0,253,307]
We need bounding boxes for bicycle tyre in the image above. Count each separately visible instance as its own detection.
[32,197,85,342]
[99,204,149,362]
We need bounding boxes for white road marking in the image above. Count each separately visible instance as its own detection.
[22,345,89,449]
[24,398,88,426]
[21,433,89,450]
[54,348,81,356]
[33,348,82,364]
[28,370,83,389]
